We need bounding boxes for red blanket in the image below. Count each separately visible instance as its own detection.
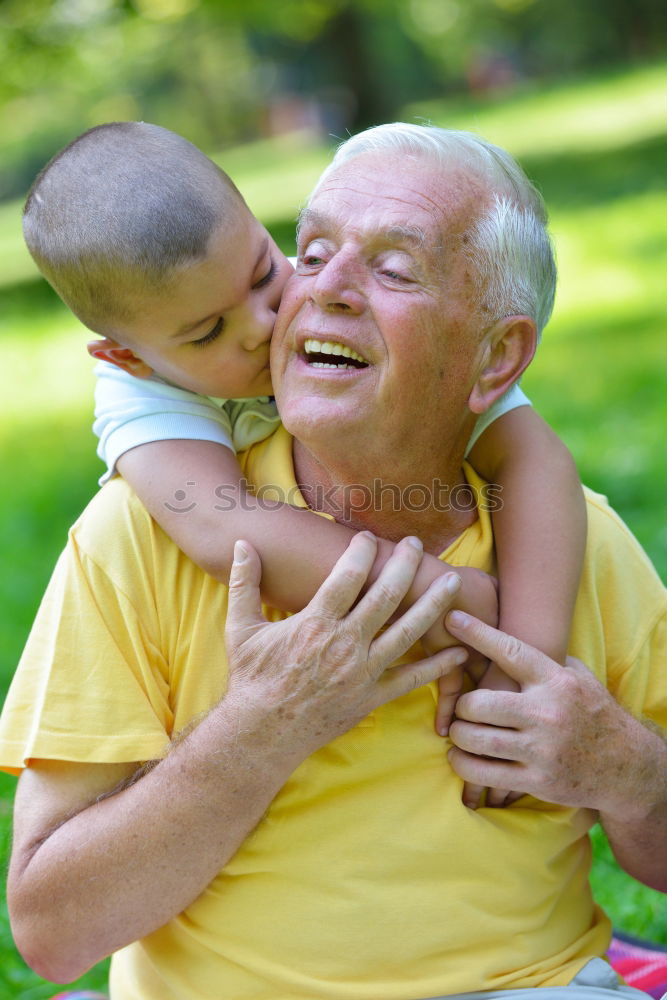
[607,934,667,998]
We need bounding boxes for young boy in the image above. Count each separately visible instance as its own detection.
[23,121,586,806]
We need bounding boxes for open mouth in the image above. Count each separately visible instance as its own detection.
[303,338,369,370]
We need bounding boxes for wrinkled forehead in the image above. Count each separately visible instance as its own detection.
[305,151,488,247]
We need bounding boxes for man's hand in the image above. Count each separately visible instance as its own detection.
[444,611,667,824]
[456,660,521,811]
[224,533,469,761]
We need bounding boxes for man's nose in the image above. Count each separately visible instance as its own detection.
[310,253,365,313]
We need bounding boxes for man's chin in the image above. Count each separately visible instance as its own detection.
[278,395,363,443]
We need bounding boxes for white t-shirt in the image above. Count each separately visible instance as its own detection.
[93,361,530,482]
[93,362,282,483]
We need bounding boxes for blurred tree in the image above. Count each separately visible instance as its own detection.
[0,0,264,198]
[1,0,666,200]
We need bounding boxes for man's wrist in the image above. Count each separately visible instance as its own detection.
[597,714,667,825]
[216,685,313,780]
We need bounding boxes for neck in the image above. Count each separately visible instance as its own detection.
[293,439,477,554]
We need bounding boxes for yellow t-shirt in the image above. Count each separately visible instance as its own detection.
[1,425,666,1000]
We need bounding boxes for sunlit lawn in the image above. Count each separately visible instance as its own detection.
[1,61,666,997]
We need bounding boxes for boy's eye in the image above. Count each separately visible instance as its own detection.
[253,259,277,289]
[192,317,224,348]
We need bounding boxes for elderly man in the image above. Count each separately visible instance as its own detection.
[2,124,667,1000]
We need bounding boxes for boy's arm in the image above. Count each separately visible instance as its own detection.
[462,406,587,809]
[117,439,497,630]
[468,406,586,666]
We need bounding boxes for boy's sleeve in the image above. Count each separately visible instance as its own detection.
[225,397,281,451]
[465,383,531,457]
[93,361,235,484]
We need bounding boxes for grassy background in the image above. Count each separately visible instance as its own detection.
[1,61,666,996]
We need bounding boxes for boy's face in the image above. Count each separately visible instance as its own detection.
[88,200,293,399]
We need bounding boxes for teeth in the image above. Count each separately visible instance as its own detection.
[304,338,368,364]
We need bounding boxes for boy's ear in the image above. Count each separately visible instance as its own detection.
[87,338,154,379]
[468,315,537,415]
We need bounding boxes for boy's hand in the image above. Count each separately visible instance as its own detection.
[423,566,498,737]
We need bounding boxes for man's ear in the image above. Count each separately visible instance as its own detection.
[468,315,537,415]
[86,338,154,379]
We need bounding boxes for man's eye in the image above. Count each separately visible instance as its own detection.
[298,240,329,269]
[254,259,277,289]
[192,317,224,348]
[382,269,410,282]
[301,253,325,268]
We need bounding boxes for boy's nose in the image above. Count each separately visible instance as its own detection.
[242,310,274,351]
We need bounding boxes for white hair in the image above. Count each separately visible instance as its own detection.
[312,123,556,336]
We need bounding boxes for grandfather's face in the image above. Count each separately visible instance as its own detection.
[270,151,491,457]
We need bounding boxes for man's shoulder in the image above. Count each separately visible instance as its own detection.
[576,487,667,680]
[70,478,181,582]
[74,476,154,534]
[583,486,665,590]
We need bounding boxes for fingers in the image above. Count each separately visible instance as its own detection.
[380,644,468,703]
[453,689,523,728]
[312,532,381,620]
[435,664,464,737]
[448,717,520,761]
[460,784,518,810]
[352,536,429,639]
[461,781,486,810]
[224,540,266,648]
[448,745,522,793]
[484,786,515,809]
[371,570,462,665]
[445,611,554,687]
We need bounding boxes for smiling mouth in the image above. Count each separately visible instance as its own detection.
[303,338,369,370]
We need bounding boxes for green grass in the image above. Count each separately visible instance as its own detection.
[1,60,667,996]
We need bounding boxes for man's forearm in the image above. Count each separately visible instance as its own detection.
[9,692,303,983]
[598,717,667,892]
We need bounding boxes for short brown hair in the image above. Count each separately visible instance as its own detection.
[23,122,243,331]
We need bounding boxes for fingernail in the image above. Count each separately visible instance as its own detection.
[444,573,461,595]
[447,610,468,627]
[405,536,423,552]
[437,722,449,737]
[234,541,248,563]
